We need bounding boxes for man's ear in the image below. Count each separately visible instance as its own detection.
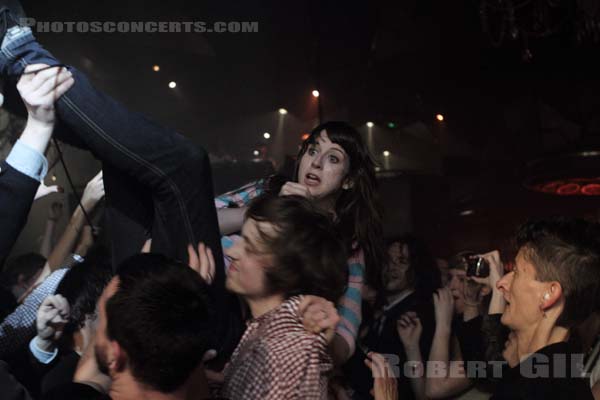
[110,341,127,373]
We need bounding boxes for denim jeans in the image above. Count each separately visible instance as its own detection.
[0,26,242,358]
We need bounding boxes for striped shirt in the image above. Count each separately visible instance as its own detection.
[216,179,365,357]
[0,268,68,358]
[221,296,331,400]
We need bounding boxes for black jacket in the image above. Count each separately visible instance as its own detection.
[492,341,593,400]
[0,161,38,267]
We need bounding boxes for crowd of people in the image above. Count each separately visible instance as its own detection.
[1,3,600,399]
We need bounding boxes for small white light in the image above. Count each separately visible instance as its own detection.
[168,81,177,89]
[366,121,374,128]
[383,150,390,157]
[459,209,474,216]
[51,175,57,182]
[153,65,160,72]
[436,114,444,122]
[312,90,320,98]
[263,132,271,139]
[375,166,381,172]
[278,108,288,115]
[253,150,260,157]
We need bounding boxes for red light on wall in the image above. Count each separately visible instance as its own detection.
[582,184,600,196]
[556,183,580,195]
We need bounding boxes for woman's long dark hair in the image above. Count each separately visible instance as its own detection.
[280,121,386,290]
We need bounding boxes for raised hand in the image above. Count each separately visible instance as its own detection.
[18,64,74,127]
[81,171,105,210]
[365,352,399,400]
[36,294,70,352]
[397,312,422,351]
[471,250,504,288]
[433,288,455,331]
[298,295,340,343]
[279,182,312,199]
[35,180,63,201]
[187,242,215,284]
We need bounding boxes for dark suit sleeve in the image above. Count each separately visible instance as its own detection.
[0,361,34,400]
[0,161,39,267]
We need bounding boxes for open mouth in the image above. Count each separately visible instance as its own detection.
[228,262,238,273]
[304,173,321,186]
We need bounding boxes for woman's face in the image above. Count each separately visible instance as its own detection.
[497,248,548,332]
[297,130,351,201]
[447,268,467,314]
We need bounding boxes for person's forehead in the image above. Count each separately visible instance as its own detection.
[515,248,536,273]
[315,131,346,153]
[449,268,466,276]
[242,218,276,248]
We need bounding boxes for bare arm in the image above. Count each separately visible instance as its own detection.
[426,289,471,399]
[39,202,62,258]
[397,312,427,400]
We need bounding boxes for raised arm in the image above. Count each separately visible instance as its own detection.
[0,65,73,265]
[425,288,471,399]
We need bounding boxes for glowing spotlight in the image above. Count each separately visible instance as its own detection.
[366,121,374,128]
[168,81,177,89]
[51,175,57,182]
[383,150,390,157]
[436,114,444,122]
[459,209,474,216]
[263,132,271,139]
[253,150,260,157]
[278,108,288,115]
[312,90,320,98]
[301,133,310,141]
[152,65,160,72]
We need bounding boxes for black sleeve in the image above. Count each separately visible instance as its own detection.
[43,382,109,400]
[0,360,34,400]
[483,314,509,363]
[455,315,484,365]
[0,162,39,267]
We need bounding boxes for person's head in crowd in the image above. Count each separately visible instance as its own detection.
[436,258,450,287]
[447,251,491,315]
[224,195,348,315]
[383,235,441,302]
[497,217,600,340]
[291,121,385,290]
[2,252,46,300]
[54,247,113,350]
[94,253,215,396]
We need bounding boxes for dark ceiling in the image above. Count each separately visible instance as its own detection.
[9,0,600,256]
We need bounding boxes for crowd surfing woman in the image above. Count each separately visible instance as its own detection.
[216,121,386,363]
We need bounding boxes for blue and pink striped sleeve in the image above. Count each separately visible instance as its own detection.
[335,248,365,357]
[214,179,266,209]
